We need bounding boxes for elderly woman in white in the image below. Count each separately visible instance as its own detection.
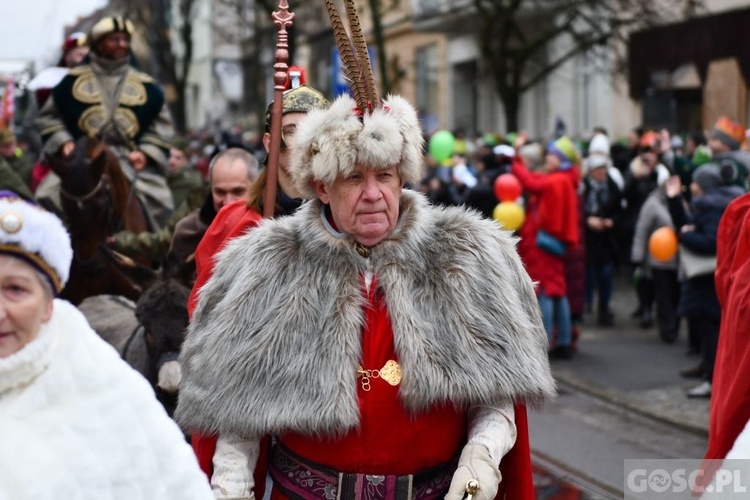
[0,190,212,500]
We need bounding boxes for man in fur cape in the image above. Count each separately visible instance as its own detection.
[176,93,556,500]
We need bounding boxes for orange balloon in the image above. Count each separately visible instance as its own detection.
[649,226,678,262]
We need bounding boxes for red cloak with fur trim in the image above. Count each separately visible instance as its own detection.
[187,199,536,500]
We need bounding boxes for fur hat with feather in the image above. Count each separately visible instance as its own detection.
[289,0,424,199]
[289,93,424,199]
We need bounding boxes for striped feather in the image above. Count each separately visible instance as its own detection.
[324,0,367,111]
[344,0,379,108]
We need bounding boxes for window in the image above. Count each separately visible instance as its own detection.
[416,44,439,122]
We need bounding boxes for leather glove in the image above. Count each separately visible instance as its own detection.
[445,443,501,500]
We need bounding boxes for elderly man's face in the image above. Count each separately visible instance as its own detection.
[314,164,403,247]
[0,255,53,358]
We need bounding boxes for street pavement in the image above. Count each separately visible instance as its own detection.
[529,274,712,498]
[551,274,710,435]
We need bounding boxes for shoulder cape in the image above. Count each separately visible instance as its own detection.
[177,190,555,437]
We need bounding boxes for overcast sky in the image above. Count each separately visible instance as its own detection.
[0,0,105,70]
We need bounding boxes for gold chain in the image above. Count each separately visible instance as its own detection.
[357,360,401,391]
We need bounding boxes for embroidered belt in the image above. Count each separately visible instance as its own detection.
[269,440,457,500]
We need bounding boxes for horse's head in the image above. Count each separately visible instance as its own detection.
[134,278,190,417]
[52,136,130,243]
[51,137,109,199]
[100,246,190,402]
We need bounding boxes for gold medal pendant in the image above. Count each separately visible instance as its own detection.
[379,360,402,386]
[357,360,402,391]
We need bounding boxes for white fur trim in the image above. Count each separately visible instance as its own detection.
[0,194,72,292]
[290,94,425,198]
[0,299,213,499]
[0,323,58,394]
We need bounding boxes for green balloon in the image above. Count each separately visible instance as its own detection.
[429,130,456,162]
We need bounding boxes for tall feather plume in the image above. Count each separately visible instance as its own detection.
[324,0,369,113]
[343,0,379,110]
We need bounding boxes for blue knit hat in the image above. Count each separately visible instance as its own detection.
[546,136,579,170]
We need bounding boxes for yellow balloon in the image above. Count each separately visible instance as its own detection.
[493,202,525,231]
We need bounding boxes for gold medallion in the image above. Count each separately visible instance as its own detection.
[357,360,401,391]
[378,360,401,386]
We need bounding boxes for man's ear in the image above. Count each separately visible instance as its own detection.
[262,132,271,153]
[311,179,330,204]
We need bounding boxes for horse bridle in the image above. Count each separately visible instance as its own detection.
[60,178,106,208]
[62,176,119,269]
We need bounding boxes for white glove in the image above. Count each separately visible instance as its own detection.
[445,443,501,500]
[211,433,259,500]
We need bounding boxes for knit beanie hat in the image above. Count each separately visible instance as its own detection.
[691,145,712,167]
[588,133,610,156]
[712,117,745,151]
[693,164,722,192]
[547,136,579,170]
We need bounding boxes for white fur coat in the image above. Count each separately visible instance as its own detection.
[0,299,212,500]
[177,191,555,438]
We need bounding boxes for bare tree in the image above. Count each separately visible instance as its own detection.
[112,0,197,134]
[213,0,304,130]
[430,0,702,131]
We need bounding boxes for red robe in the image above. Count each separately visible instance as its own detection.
[512,157,579,297]
[188,201,536,499]
[705,193,750,460]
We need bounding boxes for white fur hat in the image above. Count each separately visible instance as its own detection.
[289,94,425,199]
[0,191,72,294]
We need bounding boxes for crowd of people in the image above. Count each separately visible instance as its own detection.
[3,9,750,500]
[419,119,749,400]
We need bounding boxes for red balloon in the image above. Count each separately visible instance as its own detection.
[494,174,522,202]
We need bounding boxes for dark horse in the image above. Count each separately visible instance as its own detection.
[77,248,193,417]
[50,136,150,305]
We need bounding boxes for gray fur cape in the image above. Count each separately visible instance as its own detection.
[176,190,555,437]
